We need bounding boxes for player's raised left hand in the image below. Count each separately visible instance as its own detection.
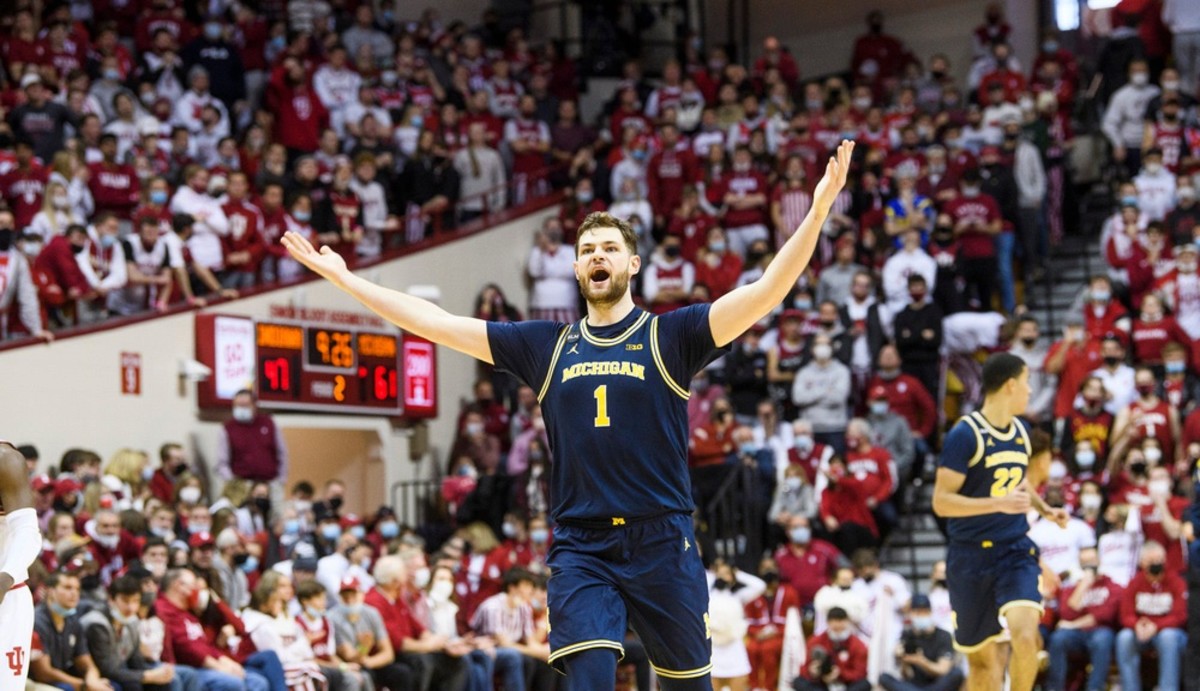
[282,231,350,287]
[812,140,855,211]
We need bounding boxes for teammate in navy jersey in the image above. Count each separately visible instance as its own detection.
[933,353,1069,691]
[284,142,854,690]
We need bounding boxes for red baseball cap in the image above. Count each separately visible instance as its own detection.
[54,477,83,497]
[339,576,361,593]
[780,309,805,322]
[340,513,363,529]
[32,474,54,493]
[188,531,216,550]
[869,385,889,400]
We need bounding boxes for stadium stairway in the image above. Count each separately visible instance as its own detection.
[881,222,1106,595]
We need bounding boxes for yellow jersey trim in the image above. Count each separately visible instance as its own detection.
[963,416,985,468]
[1016,417,1031,455]
[998,599,1044,617]
[547,639,625,663]
[650,317,691,400]
[537,326,572,403]
[580,311,650,347]
[972,411,1017,441]
[952,630,1008,654]
[650,662,714,679]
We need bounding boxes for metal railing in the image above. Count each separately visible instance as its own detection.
[701,463,764,573]
[389,478,443,529]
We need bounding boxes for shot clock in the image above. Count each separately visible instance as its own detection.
[195,314,437,417]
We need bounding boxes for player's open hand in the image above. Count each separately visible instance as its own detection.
[282,231,350,286]
[812,140,856,211]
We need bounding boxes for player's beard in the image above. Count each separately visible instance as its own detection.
[579,265,630,308]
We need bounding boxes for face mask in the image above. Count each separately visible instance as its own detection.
[1182,261,1198,274]
[576,190,593,203]
[232,406,254,422]
[343,603,363,615]
[240,555,259,573]
[1103,355,1122,367]
[458,465,478,479]
[1144,448,1163,464]
[1136,383,1156,397]
[284,519,301,535]
[1092,290,1110,302]
[827,629,850,642]
[50,602,77,618]
[1042,41,1059,53]
[71,243,87,255]
[1048,461,1068,480]
[961,186,980,198]
[1080,493,1102,511]
[1076,450,1096,469]
[789,527,811,544]
[53,193,70,209]
[190,589,210,611]
[413,567,431,589]
[293,210,311,223]
[150,190,169,205]
[853,97,872,110]
[379,521,399,539]
[150,526,173,539]
[794,435,813,452]
[112,609,139,626]
[713,578,731,591]
[786,477,803,491]
[100,234,116,249]
[430,580,453,602]
[793,298,812,311]
[180,487,202,504]
[141,91,157,106]
[531,528,549,544]
[869,401,888,416]
[813,344,833,361]
[22,240,43,256]
[1145,162,1163,175]
[912,615,933,631]
[94,532,120,550]
[664,245,681,258]
[329,497,343,512]
[1149,478,1171,497]
[1166,361,1186,375]
[204,23,222,40]
[1130,460,1148,476]
[1132,73,1150,86]
[501,522,518,539]
[1147,562,1165,576]
[1179,187,1196,202]
[709,241,726,253]
[321,524,342,541]
[350,525,366,539]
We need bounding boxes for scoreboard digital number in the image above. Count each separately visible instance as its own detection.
[195,314,435,417]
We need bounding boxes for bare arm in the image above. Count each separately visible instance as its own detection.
[282,232,493,363]
[708,141,854,347]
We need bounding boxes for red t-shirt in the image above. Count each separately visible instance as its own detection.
[364,587,425,651]
[944,193,1001,259]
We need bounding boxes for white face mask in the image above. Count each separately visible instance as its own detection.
[413,567,431,589]
[232,406,254,423]
[1132,73,1150,86]
[180,487,202,504]
[1048,460,1068,480]
[1080,494,1102,511]
[1149,479,1171,498]
[94,532,120,550]
[813,344,833,361]
[430,580,453,602]
[1144,448,1163,464]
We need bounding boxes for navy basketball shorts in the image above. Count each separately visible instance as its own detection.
[946,535,1044,653]
[546,511,712,681]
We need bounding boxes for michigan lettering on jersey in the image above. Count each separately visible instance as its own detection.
[561,361,647,383]
[984,450,1029,468]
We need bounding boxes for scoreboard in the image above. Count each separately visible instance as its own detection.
[195,314,437,417]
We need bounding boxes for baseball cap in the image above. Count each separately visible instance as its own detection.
[54,477,84,497]
[32,474,54,493]
[869,385,889,400]
[340,513,363,529]
[910,594,932,610]
[338,575,361,592]
[188,531,216,550]
[294,557,319,573]
[1178,243,1199,255]
[780,309,805,322]
[20,74,41,89]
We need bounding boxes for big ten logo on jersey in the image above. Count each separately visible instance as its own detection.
[6,646,23,676]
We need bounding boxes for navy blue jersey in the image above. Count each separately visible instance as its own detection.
[938,411,1032,545]
[488,305,725,522]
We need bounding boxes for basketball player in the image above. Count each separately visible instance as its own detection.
[932,353,1069,691]
[0,441,39,690]
[284,141,854,689]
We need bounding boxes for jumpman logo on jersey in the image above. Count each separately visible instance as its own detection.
[567,343,580,355]
[683,537,690,552]
[987,438,995,447]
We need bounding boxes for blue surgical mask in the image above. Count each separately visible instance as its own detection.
[239,555,259,573]
[410,116,423,129]
[912,615,934,631]
[50,602,77,618]
[150,190,169,205]
[103,68,122,81]
[793,298,812,311]
[502,522,517,538]
[1166,361,1186,375]
[739,443,757,456]
[321,524,342,541]
[100,235,116,248]
[530,528,549,544]
[284,519,301,535]
[293,211,311,223]
[869,401,889,416]
[304,605,322,619]
[1121,195,1138,207]
[204,23,222,41]
[1075,450,1096,468]
[789,527,811,544]
[142,467,155,481]
[576,190,593,203]
[709,241,726,253]
[350,526,366,540]
[379,521,399,539]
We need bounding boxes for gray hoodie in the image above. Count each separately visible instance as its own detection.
[791,359,850,433]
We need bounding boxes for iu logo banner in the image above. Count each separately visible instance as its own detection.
[6,646,24,676]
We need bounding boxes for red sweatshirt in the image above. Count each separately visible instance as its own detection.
[364,587,425,651]
[819,474,879,537]
[156,596,232,668]
[266,67,329,153]
[34,235,89,296]
[1083,302,1130,341]
[1130,317,1191,366]
[222,199,265,271]
[1058,576,1123,630]
[745,584,801,634]
[0,163,48,228]
[865,374,936,437]
[801,631,869,683]
[694,253,743,299]
[844,447,893,504]
[88,160,141,219]
[775,540,841,607]
[1118,571,1188,630]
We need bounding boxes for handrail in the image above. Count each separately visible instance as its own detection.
[0,160,569,353]
[702,463,763,572]
[390,478,443,529]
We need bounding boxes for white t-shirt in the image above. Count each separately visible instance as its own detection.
[1028,516,1096,581]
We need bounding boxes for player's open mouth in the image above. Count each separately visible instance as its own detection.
[589,267,611,285]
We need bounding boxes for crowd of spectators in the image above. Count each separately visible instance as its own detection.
[10,0,1200,689]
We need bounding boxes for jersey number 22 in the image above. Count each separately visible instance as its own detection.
[990,467,1023,497]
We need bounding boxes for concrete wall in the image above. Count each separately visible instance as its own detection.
[3,208,556,497]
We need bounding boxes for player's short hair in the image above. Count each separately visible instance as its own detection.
[109,574,142,599]
[296,580,326,603]
[827,606,849,621]
[575,212,638,256]
[982,352,1027,395]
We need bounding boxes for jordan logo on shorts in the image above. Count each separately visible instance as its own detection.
[6,646,24,676]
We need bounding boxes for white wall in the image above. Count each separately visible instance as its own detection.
[3,208,556,490]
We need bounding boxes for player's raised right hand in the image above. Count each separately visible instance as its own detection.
[997,483,1033,514]
[282,231,350,286]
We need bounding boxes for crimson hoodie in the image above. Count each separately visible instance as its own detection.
[1118,571,1187,631]
[801,630,868,683]
[1059,575,1123,630]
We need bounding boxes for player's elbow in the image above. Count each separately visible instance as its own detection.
[931,491,950,518]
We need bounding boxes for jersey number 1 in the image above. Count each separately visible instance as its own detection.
[593,385,611,427]
[990,467,1024,497]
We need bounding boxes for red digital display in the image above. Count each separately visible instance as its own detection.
[195,314,436,418]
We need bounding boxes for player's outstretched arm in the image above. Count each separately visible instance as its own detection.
[0,442,37,605]
[708,140,855,347]
[931,467,1031,518]
[281,232,493,364]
